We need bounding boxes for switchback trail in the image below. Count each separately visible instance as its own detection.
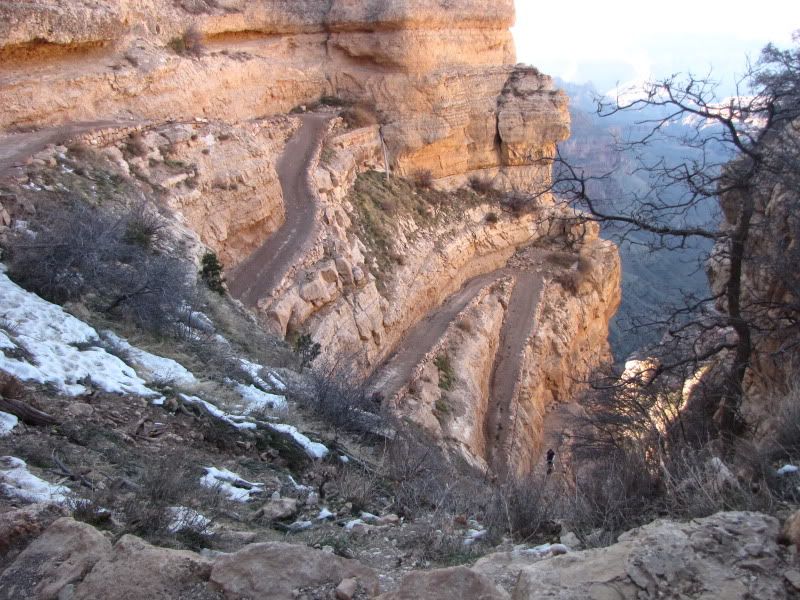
[366,271,504,399]
[227,113,329,306]
[485,272,544,475]
[0,120,135,176]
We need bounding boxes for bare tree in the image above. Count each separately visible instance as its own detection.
[542,35,800,440]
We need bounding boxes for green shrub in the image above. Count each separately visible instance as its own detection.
[293,333,321,369]
[434,354,454,390]
[200,251,225,294]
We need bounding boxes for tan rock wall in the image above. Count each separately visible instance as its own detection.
[508,239,621,474]
[0,0,565,185]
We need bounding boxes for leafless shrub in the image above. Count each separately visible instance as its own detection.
[111,457,216,548]
[485,211,499,224]
[768,385,800,459]
[169,26,205,57]
[342,105,379,128]
[331,466,384,514]
[414,170,434,189]
[484,473,566,543]
[8,200,197,335]
[469,175,494,194]
[305,361,386,437]
[562,380,779,543]
[501,191,536,216]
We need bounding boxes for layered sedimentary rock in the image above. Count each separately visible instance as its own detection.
[0,0,567,185]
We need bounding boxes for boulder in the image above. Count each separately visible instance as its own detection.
[511,512,789,599]
[210,541,379,600]
[377,566,509,600]
[72,534,213,600]
[254,497,298,521]
[0,517,111,600]
[0,503,65,560]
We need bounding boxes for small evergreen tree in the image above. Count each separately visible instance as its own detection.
[200,252,225,294]
[294,333,321,369]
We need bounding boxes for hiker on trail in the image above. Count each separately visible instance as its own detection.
[546,448,555,474]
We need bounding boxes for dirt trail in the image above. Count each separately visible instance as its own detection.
[227,114,330,306]
[366,271,506,399]
[0,120,135,176]
[485,271,544,476]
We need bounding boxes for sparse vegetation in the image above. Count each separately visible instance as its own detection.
[434,353,454,390]
[469,175,494,194]
[304,361,384,436]
[413,169,434,189]
[341,104,380,128]
[126,132,149,158]
[347,171,482,291]
[169,26,205,57]
[8,200,198,336]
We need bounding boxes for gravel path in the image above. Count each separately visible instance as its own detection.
[227,113,330,305]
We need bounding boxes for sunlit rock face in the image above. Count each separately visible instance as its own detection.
[0,0,567,188]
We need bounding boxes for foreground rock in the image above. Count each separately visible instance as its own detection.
[377,566,509,599]
[0,512,795,599]
[210,542,379,600]
[508,512,791,599]
[0,518,111,600]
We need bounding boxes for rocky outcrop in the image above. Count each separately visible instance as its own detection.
[0,518,379,600]
[210,542,379,599]
[7,504,788,600]
[0,517,111,600]
[508,511,790,599]
[377,566,509,600]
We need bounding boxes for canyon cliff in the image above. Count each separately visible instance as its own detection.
[0,0,618,475]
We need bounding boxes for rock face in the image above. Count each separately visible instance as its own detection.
[707,117,800,422]
[0,0,567,185]
[0,0,607,476]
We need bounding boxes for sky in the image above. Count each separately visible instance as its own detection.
[512,1,800,96]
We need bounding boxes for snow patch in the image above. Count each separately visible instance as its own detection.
[287,475,313,493]
[317,507,335,520]
[200,467,264,502]
[344,518,365,530]
[463,528,487,546]
[238,358,286,392]
[0,271,155,397]
[0,456,69,503]
[102,331,197,387]
[269,424,328,459]
[0,330,15,349]
[287,520,313,532]
[180,394,256,430]
[237,383,287,413]
[167,506,211,533]
[0,411,18,437]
